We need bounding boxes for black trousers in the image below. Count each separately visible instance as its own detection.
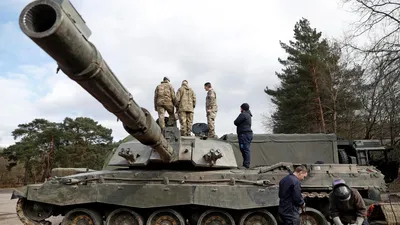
[238,132,253,168]
[280,214,300,225]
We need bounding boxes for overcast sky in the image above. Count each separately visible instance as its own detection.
[0,0,360,147]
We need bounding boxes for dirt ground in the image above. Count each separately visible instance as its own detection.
[0,189,62,225]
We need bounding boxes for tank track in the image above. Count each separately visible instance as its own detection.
[16,198,51,225]
[16,192,332,225]
[302,191,330,199]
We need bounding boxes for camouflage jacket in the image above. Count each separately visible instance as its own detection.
[154,81,176,107]
[205,88,218,112]
[175,83,196,112]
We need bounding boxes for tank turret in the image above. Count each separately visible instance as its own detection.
[19,0,237,168]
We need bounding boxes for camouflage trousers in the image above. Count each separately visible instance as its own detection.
[207,110,217,138]
[157,105,176,129]
[178,111,194,136]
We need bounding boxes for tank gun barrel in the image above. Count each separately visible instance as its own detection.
[18,0,174,162]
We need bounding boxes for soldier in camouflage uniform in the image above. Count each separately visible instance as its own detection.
[175,80,196,136]
[154,77,177,131]
[204,82,218,138]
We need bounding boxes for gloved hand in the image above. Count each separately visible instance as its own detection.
[333,217,344,225]
[356,217,364,225]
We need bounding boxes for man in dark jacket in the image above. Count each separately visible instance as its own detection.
[279,165,308,225]
[329,179,368,225]
[233,103,253,168]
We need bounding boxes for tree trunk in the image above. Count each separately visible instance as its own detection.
[23,162,29,185]
[331,86,338,134]
[332,104,337,133]
[311,64,326,133]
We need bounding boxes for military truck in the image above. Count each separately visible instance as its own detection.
[217,129,399,183]
[219,132,339,166]
[337,139,398,183]
[169,123,400,186]
[11,0,395,225]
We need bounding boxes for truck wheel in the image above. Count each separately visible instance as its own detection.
[338,149,349,164]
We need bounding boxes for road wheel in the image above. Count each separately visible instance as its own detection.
[61,208,103,225]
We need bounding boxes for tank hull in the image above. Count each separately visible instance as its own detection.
[12,162,385,225]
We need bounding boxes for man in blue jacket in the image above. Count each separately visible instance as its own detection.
[279,165,308,225]
[234,103,253,168]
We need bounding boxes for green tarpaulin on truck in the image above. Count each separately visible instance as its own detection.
[220,133,339,167]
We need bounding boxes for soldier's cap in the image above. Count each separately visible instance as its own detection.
[163,77,170,82]
[182,80,188,84]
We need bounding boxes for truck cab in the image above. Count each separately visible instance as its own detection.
[337,139,398,183]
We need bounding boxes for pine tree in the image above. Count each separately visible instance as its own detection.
[265,18,364,135]
[265,18,330,133]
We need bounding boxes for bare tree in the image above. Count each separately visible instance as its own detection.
[342,0,400,53]
[339,0,400,144]
[261,112,274,133]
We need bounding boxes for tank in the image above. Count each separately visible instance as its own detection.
[11,1,391,225]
